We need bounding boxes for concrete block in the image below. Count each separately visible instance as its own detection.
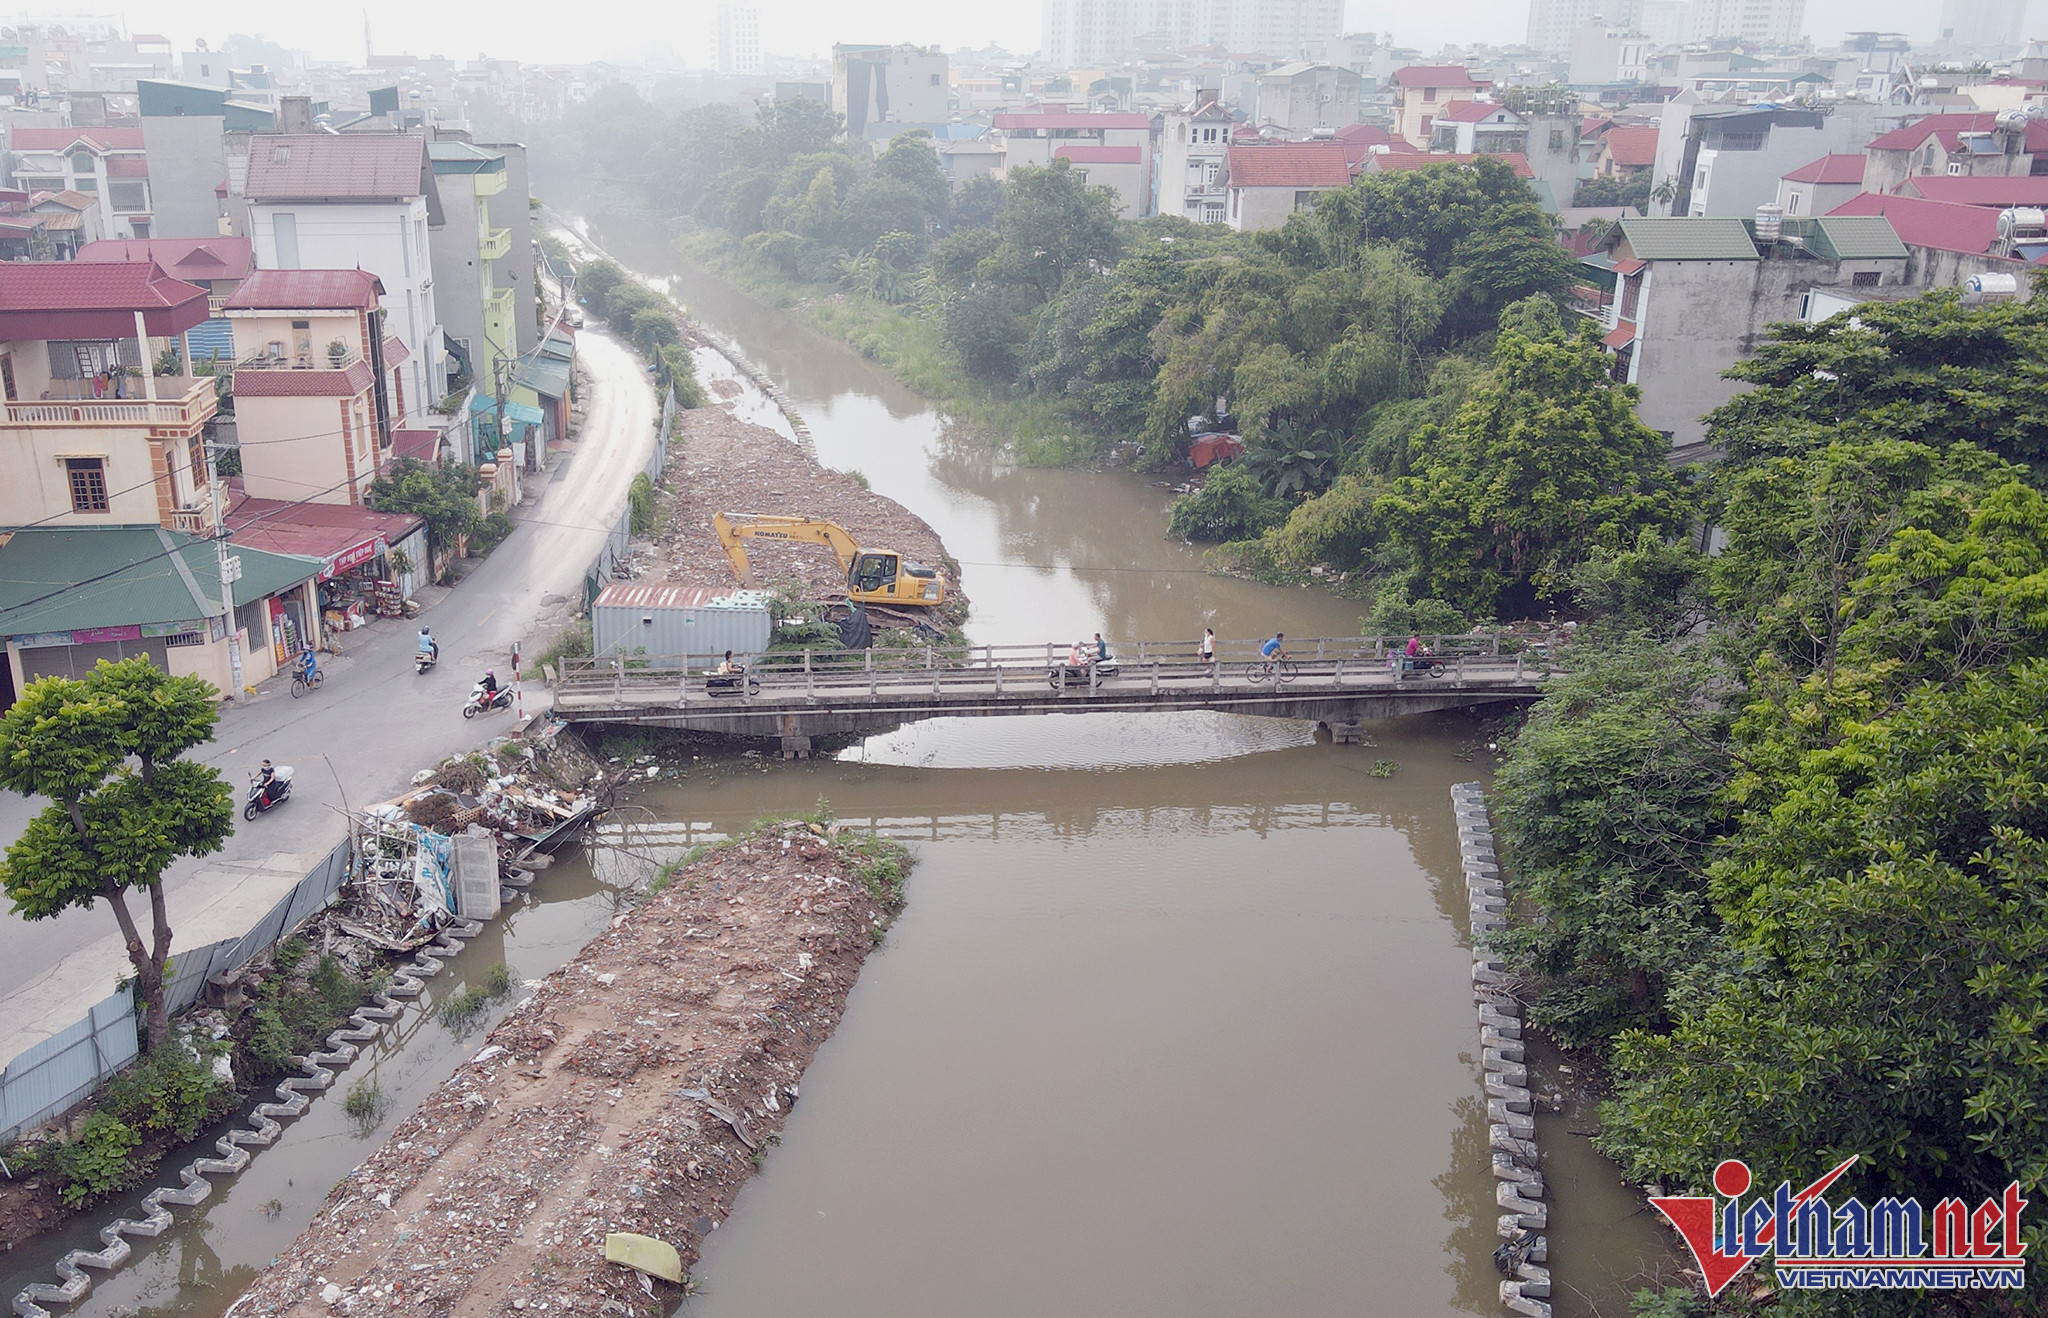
[1502,1282,1553,1318]
[1484,1074,1533,1111]
[1479,1005,1522,1036]
[1516,1263,1553,1298]
[1487,1099,1535,1137]
[1480,1027,1523,1060]
[1489,1124,1540,1165]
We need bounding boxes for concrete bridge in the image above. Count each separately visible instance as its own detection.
[549,635,1557,755]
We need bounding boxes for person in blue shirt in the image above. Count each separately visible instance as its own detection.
[1093,632,1109,663]
[1260,632,1287,661]
[299,647,318,682]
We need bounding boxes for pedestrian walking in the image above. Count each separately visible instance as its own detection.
[1200,627,1216,665]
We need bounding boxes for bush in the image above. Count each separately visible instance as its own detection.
[534,621,593,672]
[1167,466,1288,544]
[52,1113,141,1206]
[468,510,516,556]
[438,962,518,1035]
[1365,582,1468,638]
[101,1036,232,1143]
[247,950,378,1078]
[629,472,657,535]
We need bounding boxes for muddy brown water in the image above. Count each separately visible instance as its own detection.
[3,215,1674,1317]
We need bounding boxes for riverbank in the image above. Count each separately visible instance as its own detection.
[672,229,1108,467]
[224,816,909,1318]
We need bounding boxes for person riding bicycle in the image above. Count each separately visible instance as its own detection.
[417,627,438,662]
[298,647,318,683]
[1261,632,1288,666]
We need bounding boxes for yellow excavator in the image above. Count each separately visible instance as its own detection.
[712,512,947,608]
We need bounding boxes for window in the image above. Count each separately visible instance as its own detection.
[401,215,413,276]
[1947,161,1966,175]
[189,436,205,484]
[69,150,94,175]
[66,458,109,512]
[1786,191,1802,214]
[272,211,300,268]
[1293,190,1321,210]
[929,73,941,86]
[271,144,291,165]
[1423,87,1437,102]
[129,219,150,238]
[0,353,13,401]
[1852,270,1881,287]
[108,179,147,212]
[1549,129,1565,150]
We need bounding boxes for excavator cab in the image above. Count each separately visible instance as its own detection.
[714,512,946,608]
[848,552,943,605]
[849,551,898,595]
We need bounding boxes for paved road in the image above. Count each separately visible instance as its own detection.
[0,330,656,1053]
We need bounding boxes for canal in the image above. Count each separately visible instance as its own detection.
[4,207,1672,1318]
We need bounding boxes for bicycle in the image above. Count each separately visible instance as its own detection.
[1242,657,1300,685]
[289,668,324,699]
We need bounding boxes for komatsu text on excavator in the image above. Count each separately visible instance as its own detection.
[712,512,947,608]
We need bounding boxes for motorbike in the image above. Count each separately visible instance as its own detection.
[1048,653,1120,688]
[706,666,762,698]
[416,643,439,675]
[244,766,294,821]
[462,681,514,718]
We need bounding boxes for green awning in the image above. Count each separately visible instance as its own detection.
[515,354,571,399]
[0,525,319,637]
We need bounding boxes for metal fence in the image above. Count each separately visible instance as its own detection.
[0,837,353,1142]
[580,385,672,612]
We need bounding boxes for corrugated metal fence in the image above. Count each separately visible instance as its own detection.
[0,837,353,1142]
[581,385,673,612]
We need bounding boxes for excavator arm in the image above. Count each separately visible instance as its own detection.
[713,513,862,586]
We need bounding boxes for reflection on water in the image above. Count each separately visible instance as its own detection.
[842,710,1315,770]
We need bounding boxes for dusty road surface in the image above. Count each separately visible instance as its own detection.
[227,820,905,1318]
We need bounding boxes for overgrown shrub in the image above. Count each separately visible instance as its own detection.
[1365,582,1468,639]
[101,1035,233,1144]
[247,946,378,1078]
[628,472,657,535]
[51,1113,140,1206]
[1167,466,1288,544]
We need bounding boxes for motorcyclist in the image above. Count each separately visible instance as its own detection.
[478,669,500,701]
[1093,632,1109,664]
[255,759,278,806]
[716,650,736,676]
[417,627,438,662]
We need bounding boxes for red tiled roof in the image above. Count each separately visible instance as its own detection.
[9,126,145,152]
[1601,322,1637,349]
[0,260,210,338]
[77,237,255,283]
[225,268,385,312]
[231,360,375,397]
[993,112,1151,130]
[1335,122,1390,144]
[243,134,427,202]
[389,427,440,464]
[1899,174,2048,207]
[225,491,421,573]
[1781,153,1865,185]
[1826,192,2003,257]
[1227,141,1354,188]
[1437,100,1518,123]
[1581,116,1612,137]
[1367,151,1535,179]
[1389,66,1487,89]
[382,334,409,368]
[1602,125,1660,168]
[1866,112,2048,155]
[1054,145,1142,164]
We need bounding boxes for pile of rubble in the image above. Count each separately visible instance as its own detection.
[644,408,962,622]
[227,820,907,1317]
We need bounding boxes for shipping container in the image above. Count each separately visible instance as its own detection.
[590,583,772,665]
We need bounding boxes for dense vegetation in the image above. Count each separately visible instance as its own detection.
[1494,288,2048,1317]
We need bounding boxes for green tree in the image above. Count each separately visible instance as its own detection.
[752,96,843,165]
[0,659,234,1050]
[1166,464,1288,542]
[989,160,1121,301]
[368,458,482,552]
[1377,331,1691,614]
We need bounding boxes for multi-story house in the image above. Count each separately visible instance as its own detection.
[1388,66,1491,150]
[238,132,443,422]
[1157,90,1237,224]
[1254,63,1364,137]
[833,45,948,141]
[6,126,153,238]
[426,140,517,400]
[995,110,1154,216]
[76,235,255,366]
[137,78,275,240]
[1775,155,1865,217]
[1429,102,1530,155]
[1224,141,1353,230]
[1862,113,2048,195]
[223,269,409,507]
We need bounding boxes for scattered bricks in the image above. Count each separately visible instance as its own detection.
[1480,1028,1524,1061]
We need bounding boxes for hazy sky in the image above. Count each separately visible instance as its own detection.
[45,0,1985,67]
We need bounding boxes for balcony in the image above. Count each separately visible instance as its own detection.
[484,286,516,328]
[4,376,218,430]
[479,226,512,261]
[237,348,361,372]
[474,170,508,197]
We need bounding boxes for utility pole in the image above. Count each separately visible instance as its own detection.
[203,439,245,699]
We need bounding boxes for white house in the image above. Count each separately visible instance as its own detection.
[1225,141,1353,231]
[1157,90,1237,224]
[240,133,443,420]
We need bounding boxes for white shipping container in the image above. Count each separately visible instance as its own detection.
[591,583,772,665]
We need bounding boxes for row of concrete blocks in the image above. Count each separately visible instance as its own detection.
[1452,783,1553,1318]
[10,919,488,1318]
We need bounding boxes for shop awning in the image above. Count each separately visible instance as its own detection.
[224,491,423,580]
[0,525,320,637]
[514,354,570,399]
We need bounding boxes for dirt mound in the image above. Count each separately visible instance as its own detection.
[644,409,960,615]
[228,822,906,1318]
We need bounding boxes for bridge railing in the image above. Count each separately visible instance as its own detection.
[554,632,1560,705]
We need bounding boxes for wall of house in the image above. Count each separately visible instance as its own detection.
[484,143,538,355]
[1068,159,1148,218]
[427,181,486,386]
[1229,183,1318,231]
[0,421,165,525]
[1631,255,1912,445]
[248,197,437,418]
[228,310,365,364]
[1159,112,1231,221]
[1908,245,2037,299]
[139,114,227,239]
[234,391,375,505]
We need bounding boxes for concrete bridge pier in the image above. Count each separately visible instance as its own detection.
[779,712,813,760]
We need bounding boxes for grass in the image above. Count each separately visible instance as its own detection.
[533,620,593,673]
[642,801,912,914]
[437,962,519,1036]
[343,1077,390,1136]
[673,229,1112,469]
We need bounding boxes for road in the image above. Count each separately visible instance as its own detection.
[0,329,656,1060]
